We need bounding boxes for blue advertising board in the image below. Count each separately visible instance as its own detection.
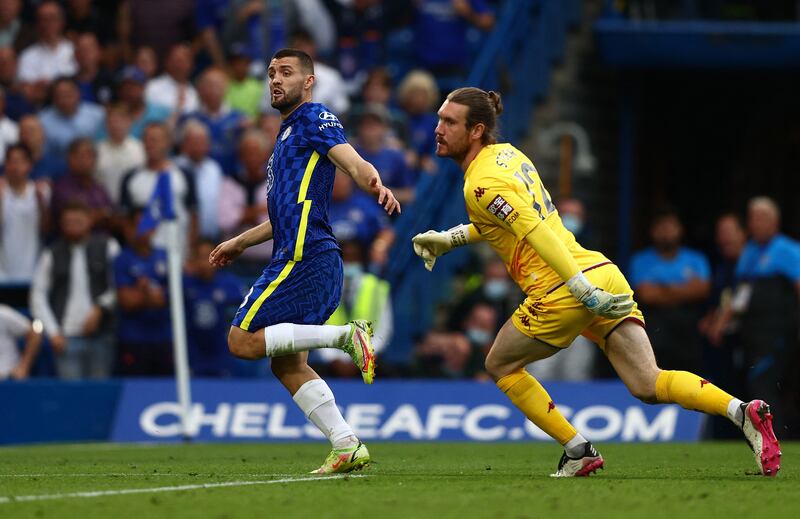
[111,380,703,443]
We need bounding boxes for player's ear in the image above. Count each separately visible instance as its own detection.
[471,122,485,142]
[304,74,315,91]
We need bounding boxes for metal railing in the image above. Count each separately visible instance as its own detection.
[384,0,580,363]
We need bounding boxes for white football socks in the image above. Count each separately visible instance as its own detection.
[292,379,358,449]
[727,398,745,427]
[564,433,589,458]
[264,323,351,357]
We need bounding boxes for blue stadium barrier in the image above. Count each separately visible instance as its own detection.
[0,379,703,444]
[1,380,122,444]
[386,0,580,362]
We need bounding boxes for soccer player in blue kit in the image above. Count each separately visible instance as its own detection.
[209,49,400,474]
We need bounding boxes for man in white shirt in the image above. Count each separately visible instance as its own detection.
[17,2,76,86]
[96,103,145,203]
[174,119,223,240]
[30,201,119,379]
[0,144,49,282]
[119,122,198,257]
[0,304,43,380]
[144,43,198,115]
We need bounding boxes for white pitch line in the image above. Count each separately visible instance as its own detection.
[0,473,312,478]
[0,474,368,504]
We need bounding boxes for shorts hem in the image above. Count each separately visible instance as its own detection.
[603,316,646,342]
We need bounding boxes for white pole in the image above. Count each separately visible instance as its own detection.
[165,219,192,441]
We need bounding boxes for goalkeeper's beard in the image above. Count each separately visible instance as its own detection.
[436,137,469,163]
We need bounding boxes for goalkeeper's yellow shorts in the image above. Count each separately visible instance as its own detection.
[511,262,645,350]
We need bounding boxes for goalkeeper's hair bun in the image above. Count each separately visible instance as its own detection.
[487,91,503,116]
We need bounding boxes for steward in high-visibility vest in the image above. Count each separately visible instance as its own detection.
[326,273,391,334]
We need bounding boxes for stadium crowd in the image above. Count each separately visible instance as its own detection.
[0,0,498,380]
[0,1,798,435]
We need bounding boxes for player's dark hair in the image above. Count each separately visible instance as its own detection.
[67,137,96,157]
[5,142,33,163]
[290,28,314,47]
[60,199,91,215]
[717,211,743,228]
[49,75,79,102]
[651,207,682,226]
[447,87,504,144]
[272,48,314,75]
[143,121,170,138]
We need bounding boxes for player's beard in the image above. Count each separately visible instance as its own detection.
[436,136,470,162]
[271,85,303,113]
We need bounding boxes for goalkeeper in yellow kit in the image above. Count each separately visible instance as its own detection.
[412,87,781,477]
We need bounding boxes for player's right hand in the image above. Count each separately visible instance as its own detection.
[411,230,453,271]
[368,176,401,215]
[582,288,634,319]
[209,238,245,267]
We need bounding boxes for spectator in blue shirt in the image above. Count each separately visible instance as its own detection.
[178,67,248,176]
[630,210,711,371]
[39,76,105,161]
[397,69,440,174]
[19,113,66,181]
[699,213,749,439]
[72,32,114,105]
[113,66,171,139]
[113,210,172,376]
[354,103,415,204]
[195,0,231,68]
[736,197,800,285]
[329,170,395,273]
[731,197,800,434]
[183,239,245,377]
[0,48,35,121]
[412,0,495,76]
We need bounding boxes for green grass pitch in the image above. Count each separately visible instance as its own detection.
[0,442,797,518]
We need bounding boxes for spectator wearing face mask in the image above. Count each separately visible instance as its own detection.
[461,302,496,378]
[556,197,598,251]
[447,257,523,333]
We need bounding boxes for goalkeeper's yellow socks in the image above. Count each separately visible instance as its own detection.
[496,369,578,445]
[655,370,742,423]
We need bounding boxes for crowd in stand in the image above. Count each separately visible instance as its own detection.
[1,2,797,434]
[0,0,498,380]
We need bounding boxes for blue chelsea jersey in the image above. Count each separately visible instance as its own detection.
[266,102,348,262]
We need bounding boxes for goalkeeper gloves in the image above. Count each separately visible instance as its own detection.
[412,224,471,271]
[566,272,634,319]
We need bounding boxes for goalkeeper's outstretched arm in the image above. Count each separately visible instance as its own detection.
[412,223,483,271]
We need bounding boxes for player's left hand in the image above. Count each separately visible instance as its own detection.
[209,238,245,267]
[367,177,401,215]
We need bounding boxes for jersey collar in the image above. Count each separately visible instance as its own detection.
[464,145,494,180]
[281,101,310,129]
